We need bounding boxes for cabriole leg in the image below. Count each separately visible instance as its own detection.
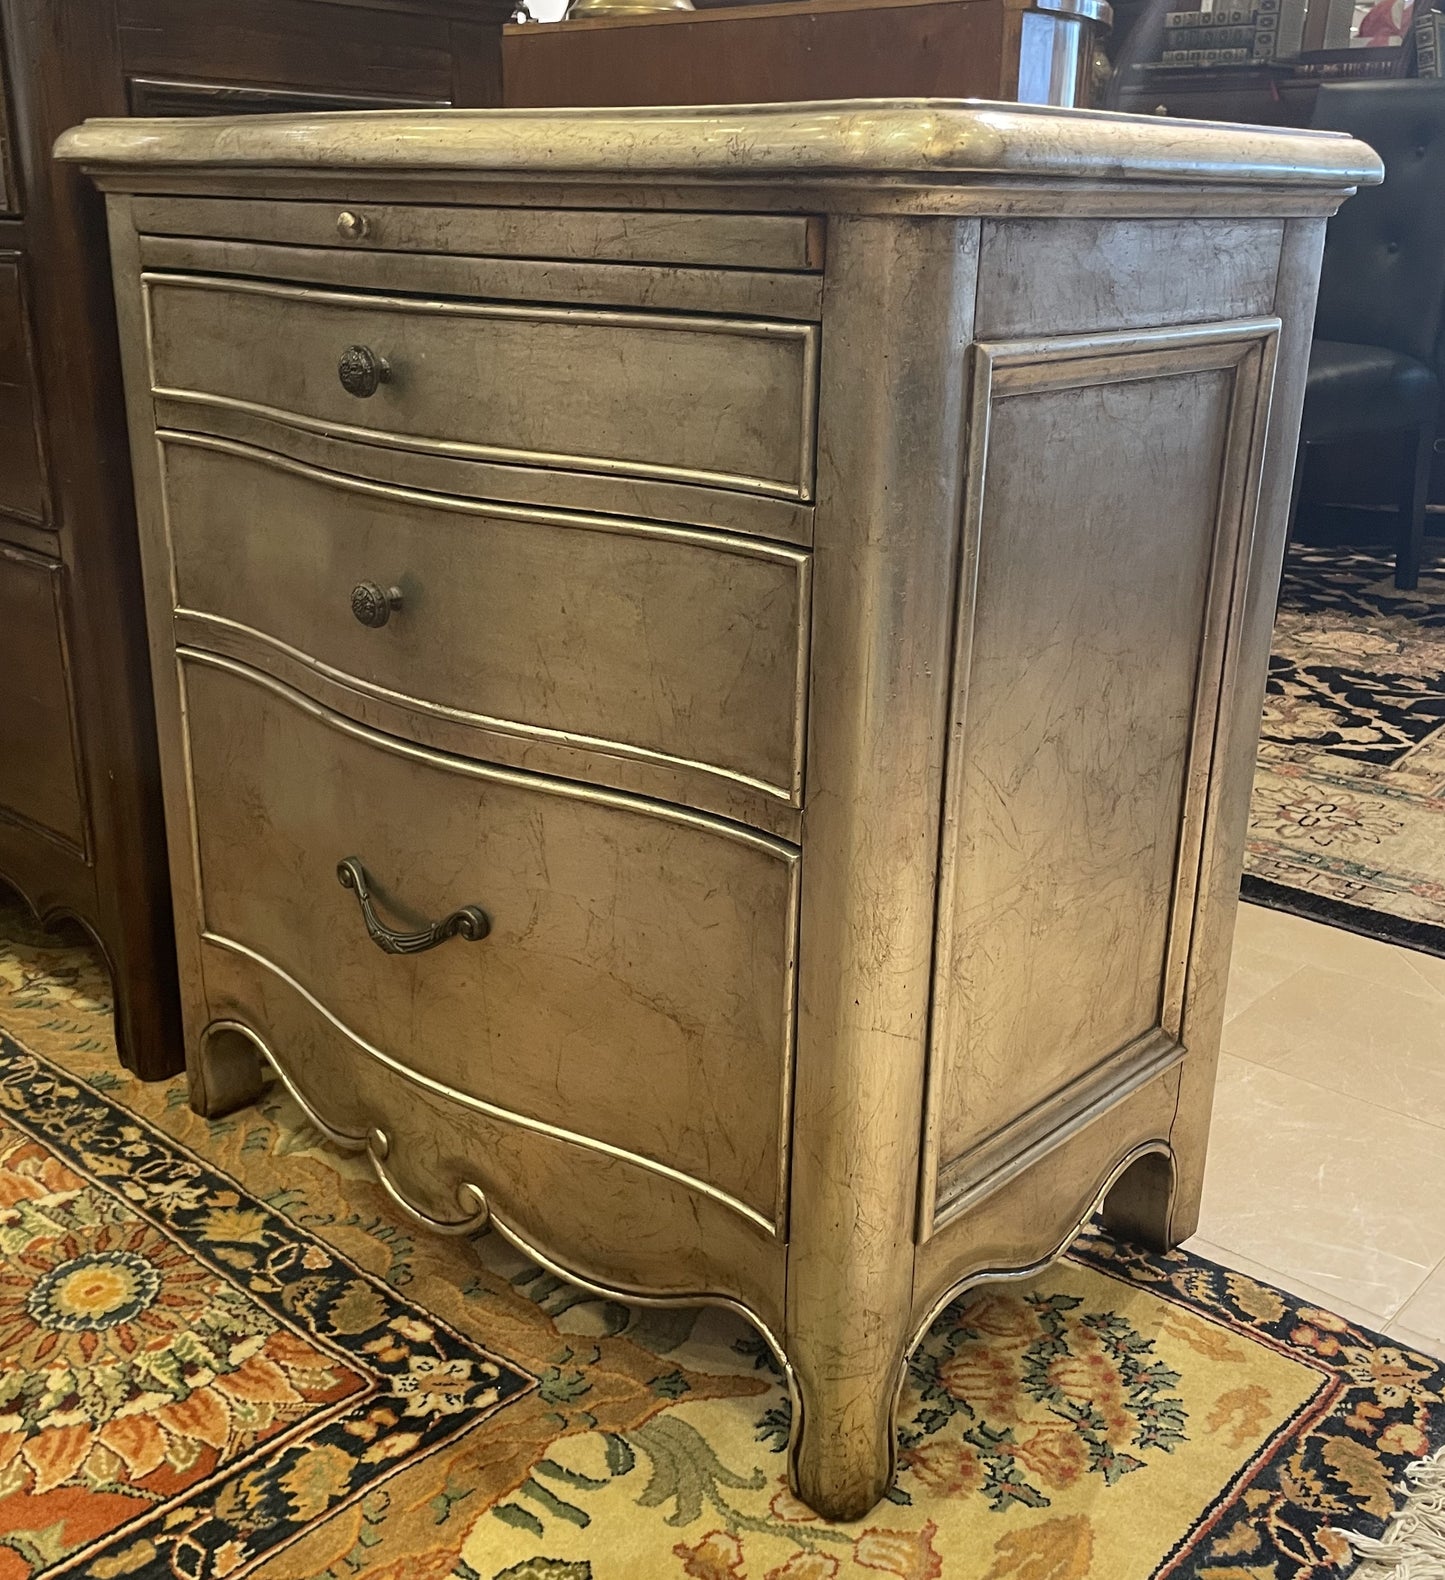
[786,1315,910,1522]
[189,1022,266,1118]
[1100,1148,1180,1253]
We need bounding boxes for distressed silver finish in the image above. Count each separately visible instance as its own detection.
[145,273,821,500]
[161,434,812,811]
[66,100,1378,1523]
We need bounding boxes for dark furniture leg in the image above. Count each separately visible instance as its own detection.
[1397,418,1435,591]
[1287,439,1307,542]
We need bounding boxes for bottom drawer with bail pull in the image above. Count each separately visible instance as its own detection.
[179,649,800,1236]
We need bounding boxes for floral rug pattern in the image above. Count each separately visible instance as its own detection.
[2,889,1444,1579]
[1244,545,1445,953]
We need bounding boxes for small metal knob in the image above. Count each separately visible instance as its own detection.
[338,344,390,398]
[350,581,403,628]
[336,209,369,241]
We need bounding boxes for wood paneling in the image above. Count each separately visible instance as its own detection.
[0,51,16,216]
[0,253,46,528]
[117,0,460,99]
[503,0,1008,108]
[0,0,506,1081]
[0,549,84,851]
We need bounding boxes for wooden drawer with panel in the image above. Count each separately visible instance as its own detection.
[162,435,811,816]
[181,652,800,1235]
[144,270,820,500]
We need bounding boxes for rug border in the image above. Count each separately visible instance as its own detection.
[0,1026,538,1580]
[1240,874,1445,960]
[1068,1232,1445,1577]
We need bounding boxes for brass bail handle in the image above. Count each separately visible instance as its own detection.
[337,858,490,956]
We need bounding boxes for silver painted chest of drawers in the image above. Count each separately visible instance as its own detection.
[59,101,1377,1520]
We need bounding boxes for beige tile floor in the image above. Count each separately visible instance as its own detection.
[1185,901,1445,1361]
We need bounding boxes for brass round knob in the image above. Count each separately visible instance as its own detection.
[336,209,369,241]
[338,344,390,399]
[350,581,403,628]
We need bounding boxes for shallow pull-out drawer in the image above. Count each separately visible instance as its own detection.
[164,437,810,808]
[134,197,825,272]
[145,272,819,500]
[183,654,799,1232]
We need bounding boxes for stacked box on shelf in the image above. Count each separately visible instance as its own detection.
[1161,5,1260,61]
[1416,3,1443,74]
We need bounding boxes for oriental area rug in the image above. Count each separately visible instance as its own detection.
[2,889,1444,1580]
[1243,544,1445,956]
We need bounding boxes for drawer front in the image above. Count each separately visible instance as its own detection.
[134,198,824,272]
[0,254,47,528]
[164,438,809,806]
[146,273,819,500]
[183,654,800,1231]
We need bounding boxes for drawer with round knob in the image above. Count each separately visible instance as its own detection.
[161,434,811,819]
[131,197,825,274]
[143,271,819,502]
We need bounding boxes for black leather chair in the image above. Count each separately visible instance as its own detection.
[1300,80,1445,590]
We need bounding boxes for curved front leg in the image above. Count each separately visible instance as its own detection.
[190,1021,267,1118]
[1100,1148,1180,1253]
[787,1314,910,1522]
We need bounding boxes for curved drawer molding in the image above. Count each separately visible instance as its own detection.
[162,434,811,808]
[180,652,800,1233]
[197,935,790,1332]
[144,272,819,501]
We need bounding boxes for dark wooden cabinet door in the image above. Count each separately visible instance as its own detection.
[0,252,48,530]
[0,48,16,215]
[0,0,509,1084]
[0,548,84,852]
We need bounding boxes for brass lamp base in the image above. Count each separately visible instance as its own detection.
[564,0,693,15]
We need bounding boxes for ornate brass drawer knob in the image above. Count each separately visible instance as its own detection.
[350,580,403,628]
[337,343,390,398]
[336,857,490,954]
[336,209,369,241]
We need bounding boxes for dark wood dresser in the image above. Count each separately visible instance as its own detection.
[502,0,1113,112]
[0,0,510,1080]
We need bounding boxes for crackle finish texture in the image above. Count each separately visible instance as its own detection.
[6,891,1445,1579]
[58,99,1380,1521]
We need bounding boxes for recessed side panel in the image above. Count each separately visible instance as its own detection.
[925,322,1278,1232]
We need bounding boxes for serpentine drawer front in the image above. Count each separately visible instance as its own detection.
[65,101,1378,1524]
[180,653,799,1231]
[162,435,811,810]
[145,271,819,499]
